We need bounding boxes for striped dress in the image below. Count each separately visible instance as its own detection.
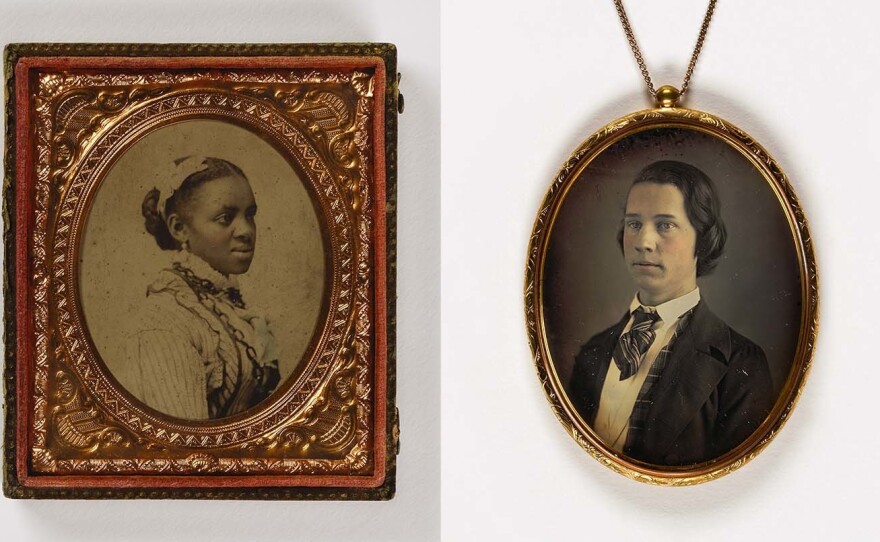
[122,254,280,420]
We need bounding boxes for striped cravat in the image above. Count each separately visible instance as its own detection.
[612,307,660,380]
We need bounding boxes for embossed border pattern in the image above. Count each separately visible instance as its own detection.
[4,43,398,500]
[525,107,817,486]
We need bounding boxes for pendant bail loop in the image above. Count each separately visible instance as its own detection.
[655,85,681,108]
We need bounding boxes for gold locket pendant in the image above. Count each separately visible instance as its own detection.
[525,85,816,485]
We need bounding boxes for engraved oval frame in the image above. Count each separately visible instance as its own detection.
[57,89,353,447]
[524,107,817,485]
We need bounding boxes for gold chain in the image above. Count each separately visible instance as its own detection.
[613,0,717,99]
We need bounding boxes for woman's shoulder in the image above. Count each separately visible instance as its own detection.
[137,268,206,331]
[146,266,191,296]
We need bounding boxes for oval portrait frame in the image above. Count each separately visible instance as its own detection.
[525,107,817,485]
[77,116,330,414]
[58,89,348,445]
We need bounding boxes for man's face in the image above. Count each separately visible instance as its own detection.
[622,182,698,306]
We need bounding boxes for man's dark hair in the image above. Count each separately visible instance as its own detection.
[617,160,727,277]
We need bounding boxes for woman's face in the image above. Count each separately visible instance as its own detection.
[174,175,257,276]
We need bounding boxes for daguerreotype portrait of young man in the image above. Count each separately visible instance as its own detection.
[4,43,399,499]
[526,110,816,484]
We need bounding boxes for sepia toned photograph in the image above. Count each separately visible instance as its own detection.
[80,121,327,421]
[4,43,398,500]
[527,110,816,483]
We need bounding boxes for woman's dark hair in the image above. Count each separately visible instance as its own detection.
[142,157,247,250]
[617,160,727,277]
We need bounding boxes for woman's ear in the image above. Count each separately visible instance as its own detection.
[166,213,189,246]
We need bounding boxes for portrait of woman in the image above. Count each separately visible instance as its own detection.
[79,120,328,422]
[124,156,281,420]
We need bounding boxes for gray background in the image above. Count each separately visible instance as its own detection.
[543,127,802,396]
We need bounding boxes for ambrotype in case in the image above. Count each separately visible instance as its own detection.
[4,44,399,499]
[526,107,816,484]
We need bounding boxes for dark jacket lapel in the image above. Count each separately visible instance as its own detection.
[571,312,629,425]
[638,301,731,457]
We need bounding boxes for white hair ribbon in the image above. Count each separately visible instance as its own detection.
[155,155,211,219]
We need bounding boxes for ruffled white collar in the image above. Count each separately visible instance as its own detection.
[172,251,241,291]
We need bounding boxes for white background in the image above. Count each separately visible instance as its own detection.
[443,0,877,540]
[5,0,880,540]
[0,0,440,541]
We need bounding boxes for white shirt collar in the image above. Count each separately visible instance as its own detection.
[628,287,701,325]
[173,251,240,291]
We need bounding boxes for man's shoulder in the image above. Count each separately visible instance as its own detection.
[577,316,627,357]
[692,302,767,364]
[726,325,767,362]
